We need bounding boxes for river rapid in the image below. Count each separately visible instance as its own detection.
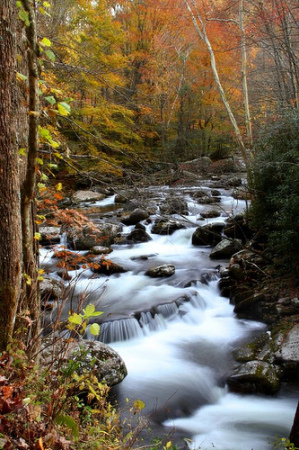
[41,184,298,449]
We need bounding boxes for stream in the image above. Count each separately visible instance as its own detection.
[41,184,298,449]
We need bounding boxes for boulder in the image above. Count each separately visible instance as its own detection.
[39,226,61,245]
[42,339,127,387]
[126,228,152,243]
[71,190,106,204]
[210,238,243,260]
[192,223,224,246]
[145,264,175,278]
[91,259,127,275]
[274,324,299,364]
[160,197,188,215]
[227,360,280,395]
[88,246,113,255]
[40,276,64,303]
[152,218,187,235]
[200,209,221,219]
[121,208,149,225]
[224,214,252,242]
[68,223,122,250]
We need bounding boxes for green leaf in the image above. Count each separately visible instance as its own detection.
[45,49,56,62]
[54,414,79,441]
[19,148,27,156]
[44,95,56,105]
[39,6,51,16]
[40,173,48,181]
[83,304,95,317]
[36,157,44,165]
[16,72,28,82]
[68,313,83,325]
[133,399,145,411]
[18,9,30,26]
[43,1,51,7]
[40,37,52,47]
[90,323,100,336]
[47,163,58,169]
[57,102,71,116]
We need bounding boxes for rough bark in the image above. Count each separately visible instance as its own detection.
[0,1,22,350]
[18,0,40,354]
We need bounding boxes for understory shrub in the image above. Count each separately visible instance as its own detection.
[250,108,299,267]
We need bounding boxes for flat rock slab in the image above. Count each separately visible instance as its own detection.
[276,324,299,363]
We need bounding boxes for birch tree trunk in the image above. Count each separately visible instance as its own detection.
[183,0,250,170]
[0,1,22,350]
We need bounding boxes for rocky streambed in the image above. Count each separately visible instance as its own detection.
[39,176,299,449]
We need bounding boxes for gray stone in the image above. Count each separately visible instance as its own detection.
[192,223,224,246]
[39,226,61,245]
[227,360,280,395]
[42,339,127,387]
[71,190,106,204]
[160,197,188,215]
[40,276,64,302]
[210,238,243,260]
[145,264,175,278]
[68,223,122,250]
[89,246,113,255]
[152,218,186,235]
[121,208,149,225]
[275,325,299,363]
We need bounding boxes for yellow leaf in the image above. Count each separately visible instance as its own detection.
[40,37,52,47]
[34,232,41,240]
[55,182,62,191]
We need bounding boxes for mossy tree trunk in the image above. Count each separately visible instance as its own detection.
[0,0,22,350]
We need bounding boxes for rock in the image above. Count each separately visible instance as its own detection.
[152,218,187,235]
[145,264,175,278]
[191,223,224,246]
[160,197,188,215]
[275,324,299,364]
[126,228,152,243]
[224,214,252,242]
[210,238,243,260]
[196,196,220,205]
[40,276,64,302]
[42,339,127,387]
[68,223,122,250]
[39,226,61,245]
[200,209,221,219]
[71,190,106,204]
[91,259,127,275]
[88,246,113,255]
[227,360,280,395]
[121,208,149,225]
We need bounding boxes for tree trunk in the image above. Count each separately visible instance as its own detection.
[18,0,40,355]
[0,1,22,350]
[183,0,250,171]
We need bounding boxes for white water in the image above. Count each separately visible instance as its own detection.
[42,187,298,449]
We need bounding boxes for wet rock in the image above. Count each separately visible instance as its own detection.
[224,214,252,242]
[91,259,127,275]
[200,209,221,219]
[274,324,299,364]
[192,223,224,246]
[88,246,113,255]
[160,197,188,215]
[145,264,175,278]
[39,226,61,245]
[227,360,280,395]
[42,339,127,387]
[71,190,106,204]
[68,223,122,250]
[152,218,187,235]
[121,208,149,225]
[126,228,152,243]
[40,276,64,303]
[210,238,243,260]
